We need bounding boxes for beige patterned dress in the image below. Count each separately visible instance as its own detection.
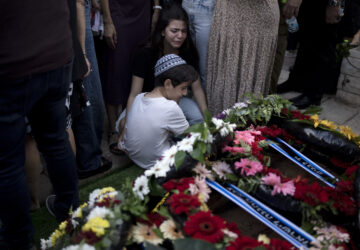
[206,0,280,115]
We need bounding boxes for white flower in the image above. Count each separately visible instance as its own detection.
[161,145,178,167]
[160,219,184,240]
[63,244,96,250]
[233,102,248,109]
[220,127,229,137]
[222,228,238,239]
[212,117,224,130]
[40,238,52,250]
[212,161,232,179]
[88,189,102,208]
[190,132,201,140]
[133,175,150,200]
[177,136,196,152]
[130,223,164,245]
[87,207,114,221]
[203,133,214,143]
[226,122,237,132]
[223,109,232,115]
[145,161,171,178]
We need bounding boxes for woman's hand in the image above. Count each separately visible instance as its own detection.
[151,10,160,35]
[83,55,91,78]
[326,6,342,24]
[104,22,117,49]
[283,0,302,19]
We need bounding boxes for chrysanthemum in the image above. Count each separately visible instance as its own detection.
[159,219,184,240]
[212,161,232,180]
[190,176,211,202]
[193,163,214,180]
[261,173,281,186]
[132,175,150,200]
[184,211,226,243]
[87,207,114,221]
[130,223,163,245]
[272,180,295,196]
[234,159,263,176]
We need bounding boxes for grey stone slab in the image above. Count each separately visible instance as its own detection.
[345,112,360,135]
[336,89,360,106]
[319,98,359,125]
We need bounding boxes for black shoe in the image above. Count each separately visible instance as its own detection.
[46,194,57,218]
[291,95,321,109]
[77,156,112,179]
[277,79,302,94]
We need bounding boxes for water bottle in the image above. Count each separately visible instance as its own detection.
[286,16,299,33]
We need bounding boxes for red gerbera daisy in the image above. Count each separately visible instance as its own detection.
[266,238,294,250]
[226,235,262,250]
[162,177,195,192]
[184,211,226,243]
[167,193,201,215]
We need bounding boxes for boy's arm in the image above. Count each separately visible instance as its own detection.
[167,103,189,136]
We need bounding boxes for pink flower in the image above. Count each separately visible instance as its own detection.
[261,173,295,196]
[222,146,245,154]
[234,159,263,176]
[234,131,255,145]
[193,163,214,180]
[273,180,295,196]
[261,173,281,186]
[189,176,211,202]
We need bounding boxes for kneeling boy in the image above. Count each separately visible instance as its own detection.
[124,54,199,169]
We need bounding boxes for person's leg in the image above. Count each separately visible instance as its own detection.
[72,0,107,171]
[0,80,34,249]
[67,128,76,155]
[28,62,79,221]
[178,97,203,125]
[25,134,41,211]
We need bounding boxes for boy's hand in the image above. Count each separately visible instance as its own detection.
[283,0,302,19]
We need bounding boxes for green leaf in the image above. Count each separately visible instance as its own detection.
[204,109,213,125]
[225,173,238,182]
[185,123,203,134]
[148,178,166,197]
[175,151,186,169]
[156,206,171,218]
[174,238,217,250]
[197,141,207,154]
[190,148,204,163]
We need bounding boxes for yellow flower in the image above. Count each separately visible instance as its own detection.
[82,217,110,237]
[50,229,65,246]
[258,234,270,245]
[101,187,115,194]
[199,201,209,212]
[339,125,358,140]
[80,202,88,208]
[319,120,337,130]
[59,220,67,231]
[310,115,320,128]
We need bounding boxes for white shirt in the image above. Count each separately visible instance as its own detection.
[125,93,189,169]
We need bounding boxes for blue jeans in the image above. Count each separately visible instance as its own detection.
[0,63,79,248]
[178,97,203,125]
[182,0,216,90]
[72,1,105,171]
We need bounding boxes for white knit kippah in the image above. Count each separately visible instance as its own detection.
[154,54,187,77]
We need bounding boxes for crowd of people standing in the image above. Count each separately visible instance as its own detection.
[1,0,359,248]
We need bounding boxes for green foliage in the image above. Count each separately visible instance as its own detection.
[237,176,261,194]
[120,178,148,219]
[175,151,186,169]
[190,148,205,163]
[148,177,166,197]
[336,40,351,63]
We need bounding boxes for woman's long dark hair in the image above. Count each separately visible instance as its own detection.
[151,3,199,64]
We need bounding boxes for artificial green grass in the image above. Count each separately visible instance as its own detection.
[32,164,143,248]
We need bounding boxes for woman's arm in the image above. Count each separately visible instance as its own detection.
[191,77,208,116]
[151,0,161,35]
[76,0,91,77]
[100,0,117,49]
[119,76,145,140]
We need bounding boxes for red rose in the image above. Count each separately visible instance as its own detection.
[162,177,195,192]
[226,236,262,250]
[167,193,201,215]
[184,211,226,243]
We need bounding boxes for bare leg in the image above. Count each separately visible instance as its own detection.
[24,134,41,211]
[67,127,76,155]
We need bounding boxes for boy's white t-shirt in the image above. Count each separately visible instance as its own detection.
[124,93,189,169]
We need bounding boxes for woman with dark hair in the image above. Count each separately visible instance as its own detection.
[115,4,207,151]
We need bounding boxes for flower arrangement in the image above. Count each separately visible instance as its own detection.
[45,95,359,249]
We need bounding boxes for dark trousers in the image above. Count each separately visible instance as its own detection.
[0,63,79,249]
[288,0,339,100]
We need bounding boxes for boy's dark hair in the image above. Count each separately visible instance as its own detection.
[154,64,198,87]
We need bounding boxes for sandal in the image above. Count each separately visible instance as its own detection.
[108,131,125,155]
